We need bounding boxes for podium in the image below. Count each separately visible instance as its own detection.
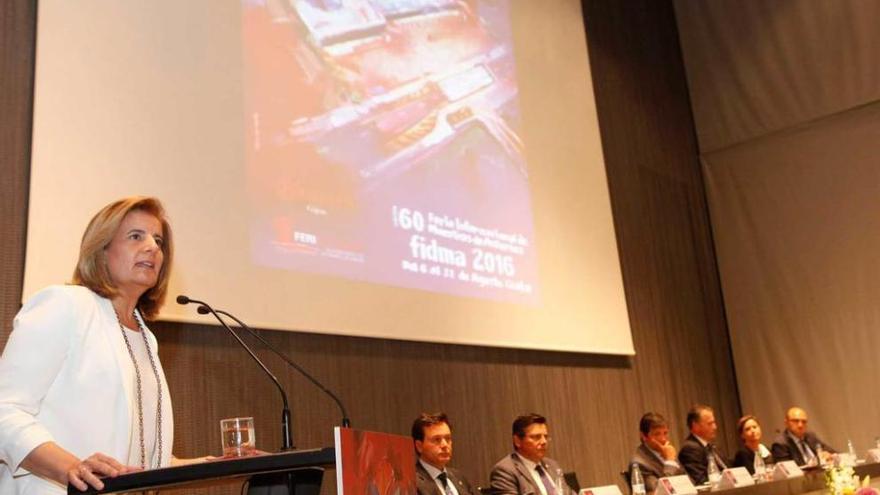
[67,447,335,495]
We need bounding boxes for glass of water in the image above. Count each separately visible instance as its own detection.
[220,417,256,457]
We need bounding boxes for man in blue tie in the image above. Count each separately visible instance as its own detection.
[490,413,572,495]
[770,407,836,467]
[413,412,477,495]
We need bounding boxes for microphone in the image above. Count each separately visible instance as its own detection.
[177,295,294,451]
[196,305,351,428]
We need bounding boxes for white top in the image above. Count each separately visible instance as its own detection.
[122,325,161,469]
[0,285,174,494]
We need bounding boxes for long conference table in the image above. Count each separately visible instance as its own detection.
[68,452,880,495]
[684,462,880,495]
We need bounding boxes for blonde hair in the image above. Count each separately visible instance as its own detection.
[72,196,173,319]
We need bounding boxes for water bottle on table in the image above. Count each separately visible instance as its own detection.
[753,452,766,481]
[707,452,721,487]
[556,468,568,495]
[631,463,646,495]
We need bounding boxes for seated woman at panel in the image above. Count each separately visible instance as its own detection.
[732,415,774,475]
[0,197,207,494]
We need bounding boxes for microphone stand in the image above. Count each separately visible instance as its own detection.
[201,306,352,428]
[178,296,294,451]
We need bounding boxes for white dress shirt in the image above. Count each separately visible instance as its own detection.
[520,456,551,495]
[420,459,459,495]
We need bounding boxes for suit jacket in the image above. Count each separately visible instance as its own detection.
[490,452,572,495]
[0,286,174,494]
[630,443,685,494]
[677,435,727,486]
[732,447,773,475]
[770,431,836,466]
[416,461,477,495]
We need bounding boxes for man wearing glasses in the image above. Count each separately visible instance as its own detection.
[770,407,836,467]
[490,413,572,495]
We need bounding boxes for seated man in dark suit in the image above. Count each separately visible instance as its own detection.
[490,413,572,495]
[630,412,685,494]
[413,412,477,495]
[770,407,836,467]
[677,404,728,485]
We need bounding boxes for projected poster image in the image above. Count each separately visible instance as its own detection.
[244,0,538,303]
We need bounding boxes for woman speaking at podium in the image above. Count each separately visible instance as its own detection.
[0,197,199,493]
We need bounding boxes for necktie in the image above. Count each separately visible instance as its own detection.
[536,465,558,495]
[800,440,816,465]
[708,444,727,470]
[437,472,454,495]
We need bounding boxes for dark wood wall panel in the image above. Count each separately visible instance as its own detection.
[0,1,739,494]
[580,0,740,437]
[0,0,35,352]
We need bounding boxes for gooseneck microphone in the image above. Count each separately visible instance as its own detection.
[196,305,352,428]
[176,295,294,451]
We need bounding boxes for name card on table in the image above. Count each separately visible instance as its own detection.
[867,449,880,463]
[579,485,623,495]
[655,475,698,495]
[772,461,804,480]
[717,467,754,490]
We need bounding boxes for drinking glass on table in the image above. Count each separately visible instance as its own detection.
[220,417,256,457]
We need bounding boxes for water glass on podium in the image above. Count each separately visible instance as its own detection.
[221,417,256,457]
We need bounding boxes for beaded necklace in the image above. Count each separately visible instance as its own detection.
[115,309,164,469]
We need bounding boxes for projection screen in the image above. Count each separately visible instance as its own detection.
[25,0,634,355]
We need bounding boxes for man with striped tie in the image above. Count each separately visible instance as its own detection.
[770,407,836,467]
[490,414,572,495]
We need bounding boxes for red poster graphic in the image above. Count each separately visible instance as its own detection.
[335,427,417,495]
